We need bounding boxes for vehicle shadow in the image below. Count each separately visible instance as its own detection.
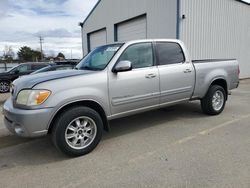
[0,102,205,168]
[104,101,204,140]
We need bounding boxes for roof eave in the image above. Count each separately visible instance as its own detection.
[82,0,102,26]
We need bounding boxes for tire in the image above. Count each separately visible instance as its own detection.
[201,85,226,115]
[51,106,103,157]
[0,81,10,93]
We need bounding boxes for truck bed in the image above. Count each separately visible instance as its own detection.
[191,59,239,99]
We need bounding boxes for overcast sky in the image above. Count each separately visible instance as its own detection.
[0,0,98,59]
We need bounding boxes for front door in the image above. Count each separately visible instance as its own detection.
[109,42,160,116]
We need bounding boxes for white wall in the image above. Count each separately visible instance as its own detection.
[82,0,250,78]
[82,0,177,55]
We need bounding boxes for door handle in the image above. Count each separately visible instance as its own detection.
[184,69,192,73]
[145,73,157,79]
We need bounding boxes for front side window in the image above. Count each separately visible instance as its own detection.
[16,64,30,73]
[119,43,153,69]
[156,42,185,65]
[76,44,123,71]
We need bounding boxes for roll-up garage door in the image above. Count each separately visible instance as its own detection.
[88,29,107,52]
[116,15,146,42]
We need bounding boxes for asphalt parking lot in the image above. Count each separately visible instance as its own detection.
[0,79,249,188]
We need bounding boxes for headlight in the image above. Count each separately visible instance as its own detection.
[16,89,51,106]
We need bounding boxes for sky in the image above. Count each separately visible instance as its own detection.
[243,0,250,3]
[0,0,98,59]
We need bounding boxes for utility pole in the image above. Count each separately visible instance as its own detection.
[39,36,44,61]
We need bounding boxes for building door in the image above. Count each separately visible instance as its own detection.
[88,29,107,52]
[116,15,147,42]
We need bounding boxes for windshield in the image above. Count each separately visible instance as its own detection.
[76,44,123,71]
[6,65,19,73]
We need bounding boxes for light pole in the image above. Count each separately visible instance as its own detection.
[39,36,44,61]
[78,22,84,57]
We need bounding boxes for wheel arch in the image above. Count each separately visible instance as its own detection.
[48,100,109,134]
[0,79,11,93]
[210,78,228,100]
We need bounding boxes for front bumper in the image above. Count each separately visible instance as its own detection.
[2,98,54,138]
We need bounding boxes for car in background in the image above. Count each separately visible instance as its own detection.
[54,59,80,66]
[31,65,75,74]
[0,62,50,93]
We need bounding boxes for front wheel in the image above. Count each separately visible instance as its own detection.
[201,85,226,115]
[51,106,103,157]
[0,81,10,93]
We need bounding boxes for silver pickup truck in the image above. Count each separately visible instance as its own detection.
[3,39,239,156]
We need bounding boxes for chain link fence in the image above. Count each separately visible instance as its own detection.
[0,62,19,73]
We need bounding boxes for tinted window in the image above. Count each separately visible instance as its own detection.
[32,64,47,70]
[56,66,73,70]
[119,43,153,69]
[16,64,31,73]
[156,42,185,65]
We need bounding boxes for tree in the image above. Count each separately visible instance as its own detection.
[17,46,43,62]
[56,52,65,60]
[3,45,15,63]
[17,46,33,62]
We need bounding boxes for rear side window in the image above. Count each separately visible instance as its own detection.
[156,42,185,65]
[32,64,47,70]
[119,43,153,69]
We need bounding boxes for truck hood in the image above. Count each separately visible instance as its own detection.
[12,70,94,95]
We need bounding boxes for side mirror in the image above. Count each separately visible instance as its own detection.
[113,61,132,73]
[14,70,19,74]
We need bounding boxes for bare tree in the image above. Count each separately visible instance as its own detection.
[3,45,15,63]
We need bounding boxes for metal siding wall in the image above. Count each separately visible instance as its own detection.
[180,0,250,78]
[83,0,177,55]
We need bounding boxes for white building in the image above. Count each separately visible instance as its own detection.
[81,0,250,78]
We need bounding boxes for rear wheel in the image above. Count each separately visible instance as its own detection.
[51,106,103,157]
[201,85,226,115]
[0,81,10,93]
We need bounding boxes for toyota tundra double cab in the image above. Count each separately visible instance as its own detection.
[3,39,239,156]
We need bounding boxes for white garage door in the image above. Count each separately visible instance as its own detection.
[117,16,147,42]
[88,29,107,51]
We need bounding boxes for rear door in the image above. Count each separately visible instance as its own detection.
[155,42,195,104]
[109,42,160,115]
